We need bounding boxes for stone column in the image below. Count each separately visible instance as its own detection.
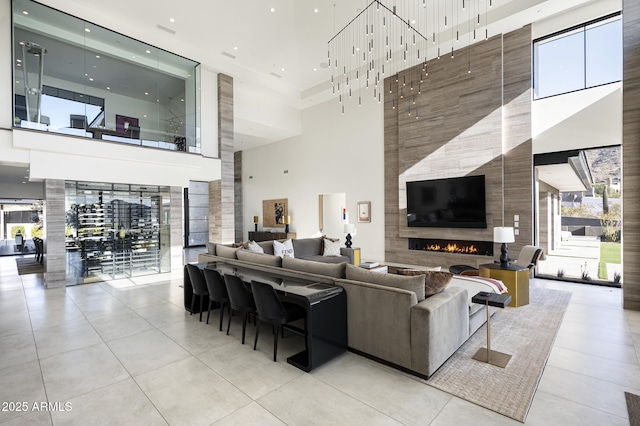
[43,179,66,288]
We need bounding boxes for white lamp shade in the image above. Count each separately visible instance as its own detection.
[344,223,356,234]
[493,226,515,243]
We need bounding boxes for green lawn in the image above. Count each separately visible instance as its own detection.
[599,242,622,280]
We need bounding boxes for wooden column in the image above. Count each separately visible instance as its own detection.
[623,0,640,310]
[43,179,66,288]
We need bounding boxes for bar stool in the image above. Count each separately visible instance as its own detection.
[224,275,256,344]
[250,280,307,362]
[185,264,209,322]
[203,268,230,331]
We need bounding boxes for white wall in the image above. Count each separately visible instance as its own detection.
[242,97,385,262]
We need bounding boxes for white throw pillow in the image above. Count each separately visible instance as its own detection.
[247,240,264,253]
[323,238,341,256]
[273,239,295,258]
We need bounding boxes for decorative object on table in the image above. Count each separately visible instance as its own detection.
[118,225,126,239]
[493,226,515,266]
[359,261,379,269]
[262,198,288,228]
[283,215,291,233]
[344,223,356,248]
[357,201,371,223]
[253,215,259,232]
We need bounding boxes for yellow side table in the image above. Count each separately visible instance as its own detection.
[479,263,530,307]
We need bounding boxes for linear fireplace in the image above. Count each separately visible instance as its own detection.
[408,238,493,256]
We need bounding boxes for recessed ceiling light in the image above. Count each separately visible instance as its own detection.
[95,55,100,58]
[144,92,149,95]
[169,18,175,23]
[233,46,238,50]
[106,86,110,90]
[281,68,285,71]
[144,114,147,118]
[89,77,93,81]
[314,8,319,13]
[270,7,275,12]
[180,98,184,102]
[22,10,28,15]
[85,28,90,32]
[146,50,151,54]
[17,63,21,67]
[84,73,88,76]
[16,59,21,62]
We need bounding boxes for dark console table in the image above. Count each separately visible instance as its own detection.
[186,262,347,372]
[471,291,512,368]
[248,231,297,242]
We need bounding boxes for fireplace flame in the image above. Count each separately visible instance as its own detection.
[425,243,479,254]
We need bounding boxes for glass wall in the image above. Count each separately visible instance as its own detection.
[12,0,201,153]
[65,181,171,285]
[533,14,622,99]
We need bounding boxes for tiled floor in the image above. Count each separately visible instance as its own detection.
[0,254,638,425]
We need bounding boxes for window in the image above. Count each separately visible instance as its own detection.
[12,0,201,153]
[533,14,622,99]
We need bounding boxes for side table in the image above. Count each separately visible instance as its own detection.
[479,263,529,307]
[471,291,512,368]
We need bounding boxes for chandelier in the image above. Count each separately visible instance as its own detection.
[328,0,493,117]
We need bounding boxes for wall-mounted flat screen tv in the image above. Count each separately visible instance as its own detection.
[406,175,487,228]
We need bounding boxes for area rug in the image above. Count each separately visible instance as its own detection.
[425,287,571,423]
[626,392,640,426]
[15,257,44,275]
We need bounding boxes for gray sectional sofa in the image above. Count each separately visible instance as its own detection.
[199,236,501,378]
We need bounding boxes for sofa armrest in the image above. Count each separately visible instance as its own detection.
[339,247,357,265]
[336,278,417,370]
[410,286,469,377]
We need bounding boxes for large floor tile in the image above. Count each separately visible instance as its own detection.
[39,343,130,402]
[258,374,401,425]
[133,302,191,329]
[113,289,167,310]
[160,318,237,355]
[0,360,48,423]
[0,331,38,370]
[537,365,634,418]
[311,352,452,426]
[33,320,102,359]
[197,338,303,400]
[0,311,33,338]
[89,310,154,342]
[0,409,53,426]
[50,378,167,426]
[429,396,522,426]
[554,331,638,365]
[559,318,634,346]
[213,402,285,426]
[526,390,628,426]
[29,304,86,331]
[108,329,191,376]
[548,346,640,389]
[135,356,252,426]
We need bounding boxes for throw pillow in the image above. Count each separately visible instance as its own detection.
[323,238,341,256]
[273,239,295,258]
[397,269,453,297]
[247,240,264,253]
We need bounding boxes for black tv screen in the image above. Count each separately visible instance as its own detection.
[406,175,487,228]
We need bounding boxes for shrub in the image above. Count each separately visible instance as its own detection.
[557,269,565,278]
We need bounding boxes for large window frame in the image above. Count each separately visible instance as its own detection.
[533,12,622,100]
[12,0,201,153]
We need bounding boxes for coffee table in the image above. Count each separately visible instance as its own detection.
[471,291,512,368]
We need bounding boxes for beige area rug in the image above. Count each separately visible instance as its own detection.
[16,257,45,275]
[426,287,571,423]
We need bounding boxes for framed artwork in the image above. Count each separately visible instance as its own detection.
[263,198,288,228]
[357,201,371,223]
[115,114,139,137]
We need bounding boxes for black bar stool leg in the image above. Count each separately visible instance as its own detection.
[254,319,261,350]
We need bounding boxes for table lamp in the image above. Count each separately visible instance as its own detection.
[283,215,291,233]
[494,226,515,266]
[253,216,259,232]
[344,223,356,248]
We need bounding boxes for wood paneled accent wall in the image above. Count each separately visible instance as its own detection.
[623,0,640,310]
[385,26,533,270]
[43,179,66,288]
[209,73,235,243]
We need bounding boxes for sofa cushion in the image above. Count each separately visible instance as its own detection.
[236,249,282,267]
[205,242,216,255]
[291,237,323,258]
[282,256,346,278]
[304,254,351,264]
[247,240,264,253]
[257,241,275,255]
[346,264,426,301]
[273,239,295,258]
[322,238,342,256]
[397,269,453,297]
[215,244,239,259]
